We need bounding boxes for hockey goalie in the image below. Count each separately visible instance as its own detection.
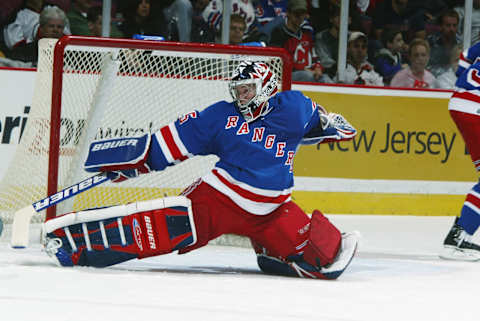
[43,61,359,279]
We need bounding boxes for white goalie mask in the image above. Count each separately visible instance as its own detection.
[229,61,278,123]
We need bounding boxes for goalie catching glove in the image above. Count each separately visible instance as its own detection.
[84,135,153,183]
[302,112,357,145]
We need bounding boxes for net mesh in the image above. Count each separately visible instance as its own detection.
[0,38,287,225]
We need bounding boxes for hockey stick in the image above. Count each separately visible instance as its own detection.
[11,173,110,248]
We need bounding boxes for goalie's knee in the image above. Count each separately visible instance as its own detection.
[43,196,197,267]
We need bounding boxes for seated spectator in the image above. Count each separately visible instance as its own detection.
[374,27,407,85]
[119,0,164,39]
[267,0,332,83]
[202,0,256,36]
[227,14,247,45]
[87,6,124,38]
[2,5,68,67]
[454,0,480,46]
[314,4,350,79]
[390,38,436,88]
[205,12,249,45]
[337,31,384,86]
[3,0,45,50]
[434,44,462,89]
[190,0,215,43]
[427,9,461,77]
[67,0,91,35]
[68,0,123,37]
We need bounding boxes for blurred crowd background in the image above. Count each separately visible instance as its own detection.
[0,0,475,89]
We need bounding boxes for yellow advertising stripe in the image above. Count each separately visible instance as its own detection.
[292,88,477,182]
[292,191,465,216]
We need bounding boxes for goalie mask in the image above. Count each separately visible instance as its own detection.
[229,61,278,122]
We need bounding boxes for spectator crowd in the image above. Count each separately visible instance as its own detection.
[0,0,473,89]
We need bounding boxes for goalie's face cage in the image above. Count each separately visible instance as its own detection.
[229,61,278,123]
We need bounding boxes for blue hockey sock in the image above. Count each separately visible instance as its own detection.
[458,182,480,235]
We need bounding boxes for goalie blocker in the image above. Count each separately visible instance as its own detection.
[43,196,196,267]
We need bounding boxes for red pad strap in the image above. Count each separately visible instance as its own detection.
[303,210,341,267]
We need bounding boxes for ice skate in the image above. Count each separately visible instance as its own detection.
[43,236,74,267]
[440,217,480,261]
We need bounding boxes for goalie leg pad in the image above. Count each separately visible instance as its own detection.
[302,210,342,267]
[43,196,197,267]
[251,209,357,280]
[253,231,359,280]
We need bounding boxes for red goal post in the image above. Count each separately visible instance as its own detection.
[0,36,292,225]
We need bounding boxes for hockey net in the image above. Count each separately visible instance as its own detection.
[0,36,291,243]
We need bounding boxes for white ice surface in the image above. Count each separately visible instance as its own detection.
[1,215,480,321]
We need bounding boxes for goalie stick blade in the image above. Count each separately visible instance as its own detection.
[11,205,37,248]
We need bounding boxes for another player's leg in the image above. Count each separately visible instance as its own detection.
[43,196,197,267]
[251,203,358,280]
[440,110,480,261]
[440,183,480,261]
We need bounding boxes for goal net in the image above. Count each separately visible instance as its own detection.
[0,36,292,236]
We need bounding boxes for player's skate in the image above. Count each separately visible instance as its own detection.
[43,234,75,267]
[440,217,480,261]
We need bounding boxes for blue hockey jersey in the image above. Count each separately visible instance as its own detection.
[147,90,321,215]
[450,58,480,115]
[457,42,480,77]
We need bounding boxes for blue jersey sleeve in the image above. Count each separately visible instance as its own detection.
[270,90,320,139]
[455,61,480,90]
[175,103,225,155]
[457,42,480,77]
[147,102,227,171]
